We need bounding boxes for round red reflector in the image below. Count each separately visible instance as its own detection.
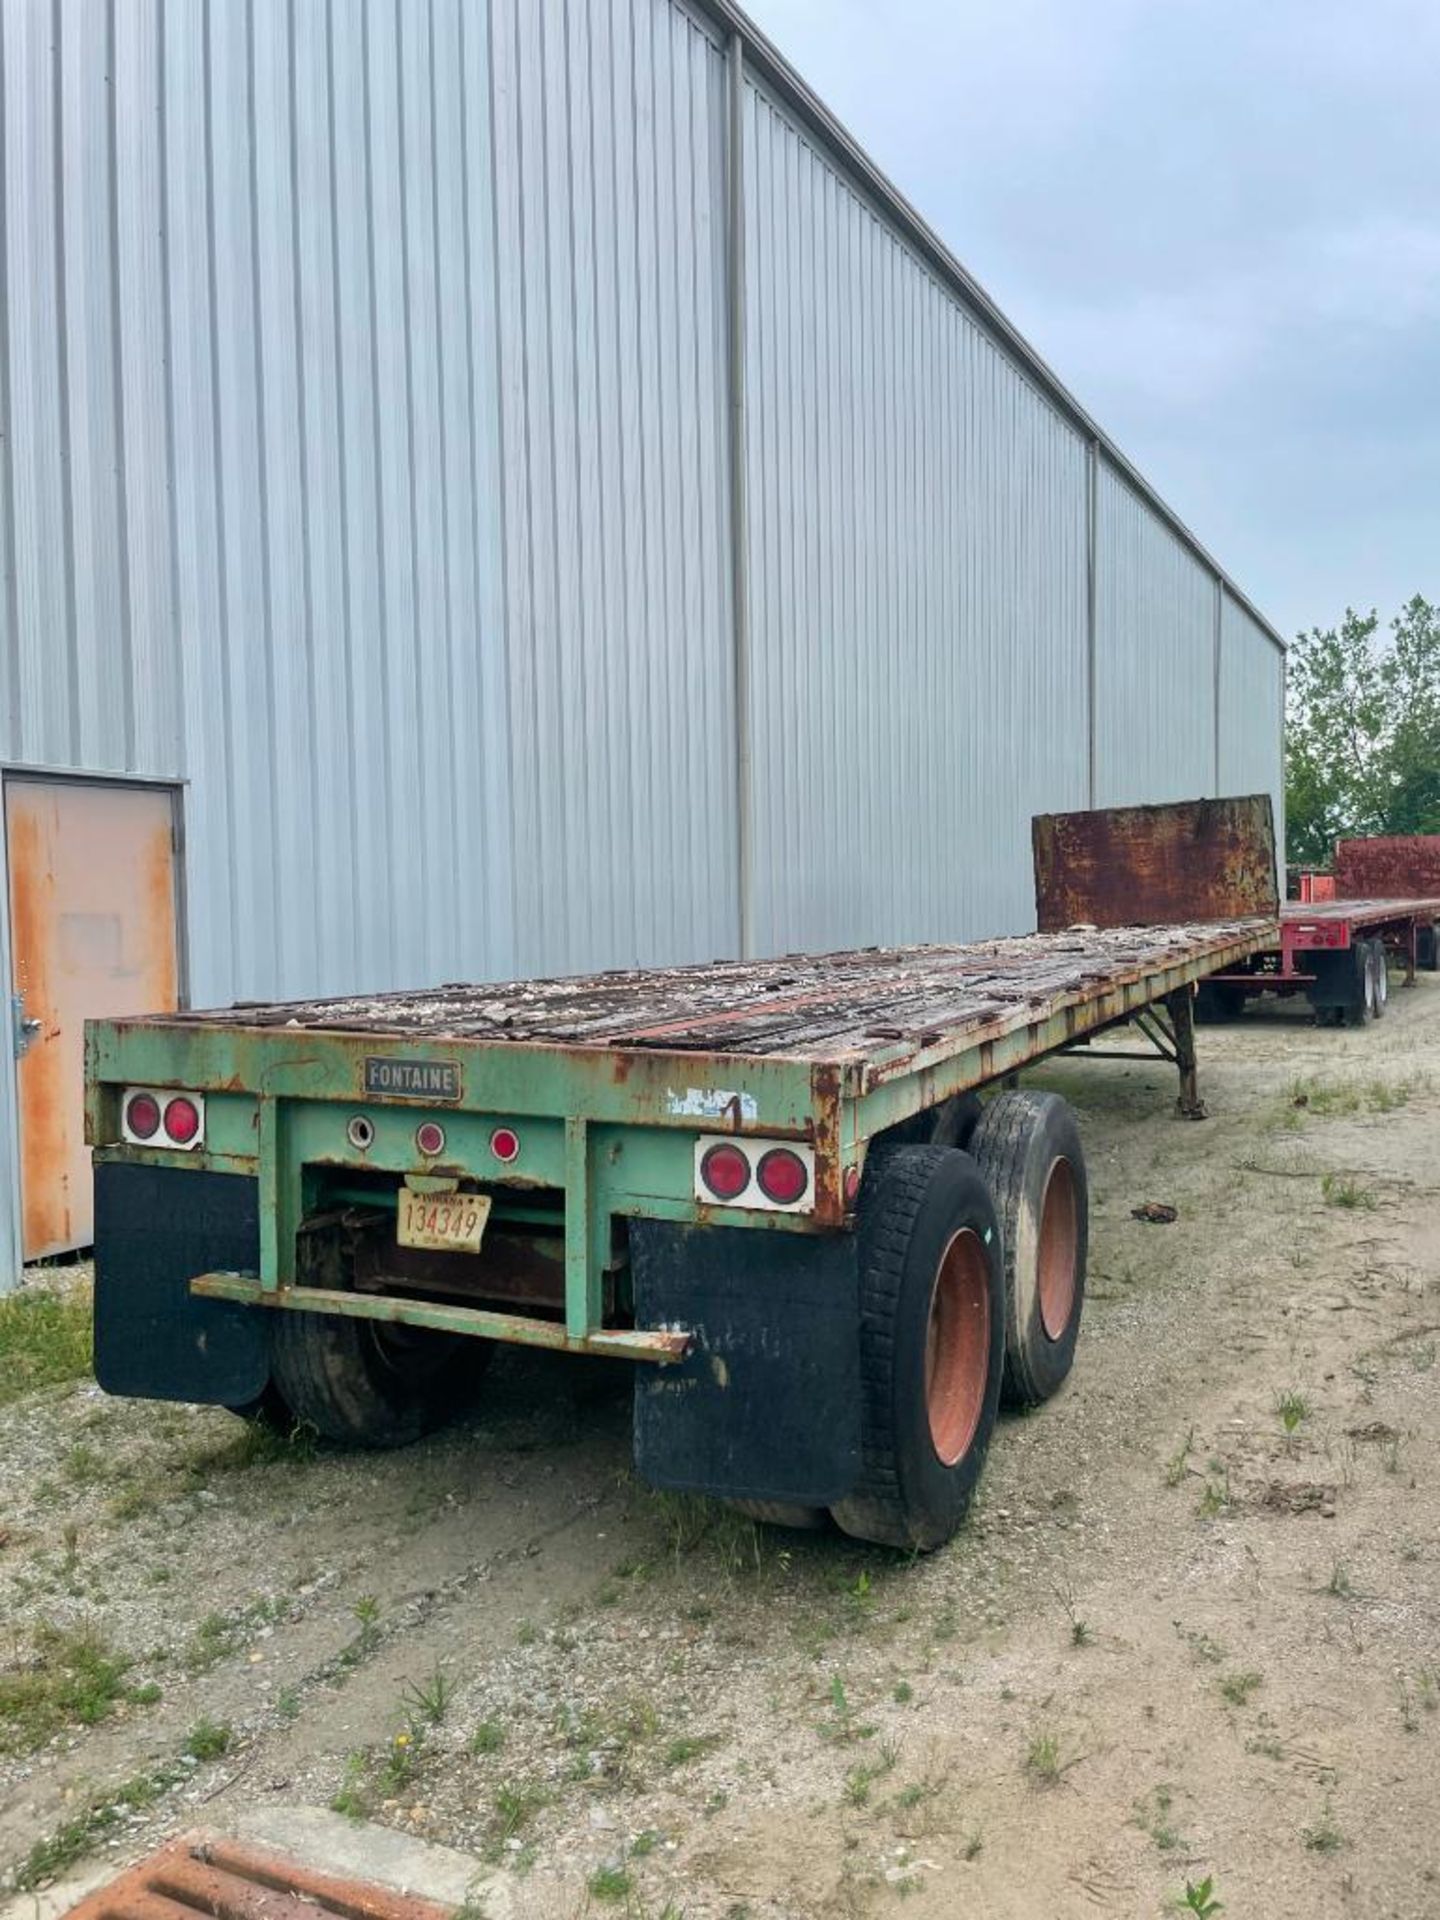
[416,1121,446,1157]
[700,1142,750,1202]
[843,1164,861,1207]
[126,1092,161,1140]
[163,1097,200,1145]
[490,1127,520,1164]
[757,1147,809,1205]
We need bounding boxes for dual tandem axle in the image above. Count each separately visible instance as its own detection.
[85,915,1270,1551]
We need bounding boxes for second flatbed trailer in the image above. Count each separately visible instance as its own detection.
[1200,896,1440,1026]
[85,799,1277,1551]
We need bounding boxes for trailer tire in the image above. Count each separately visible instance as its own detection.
[967,1091,1087,1408]
[1369,939,1389,1016]
[1339,942,1374,1028]
[830,1146,1004,1552]
[727,1499,829,1531]
[1418,922,1438,972]
[268,1304,484,1449]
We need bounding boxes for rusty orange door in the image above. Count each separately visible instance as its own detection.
[6,778,180,1259]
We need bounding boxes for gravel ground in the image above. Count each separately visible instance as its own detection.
[4,981,1440,1917]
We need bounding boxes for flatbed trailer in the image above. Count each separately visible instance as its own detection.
[1202,885,1440,1027]
[84,798,1277,1551]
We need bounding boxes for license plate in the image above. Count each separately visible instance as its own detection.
[396,1188,491,1255]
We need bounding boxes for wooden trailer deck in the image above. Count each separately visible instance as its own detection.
[146,917,1276,1070]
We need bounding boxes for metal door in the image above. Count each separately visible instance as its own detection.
[6,778,180,1260]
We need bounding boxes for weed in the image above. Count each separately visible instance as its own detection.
[0,1284,94,1406]
[1327,1559,1353,1599]
[1164,1426,1196,1488]
[382,1728,419,1791]
[1180,1878,1223,1917]
[277,1686,301,1722]
[184,1716,232,1762]
[1053,1579,1092,1648]
[1303,1801,1344,1853]
[1321,1173,1376,1211]
[843,1740,898,1806]
[893,1681,913,1705]
[401,1666,455,1728]
[1196,1471,1234,1519]
[331,1749,371,1821]
[665,1733,716,1769]
[493,1778,549,1840]
[1024,1730,1064,1786]
[1275,1391,1310,1433]
[352,1594,381,1645]
[516,1619,538,1647]
[588,1865,633,1903]
[962,1828,984,1860]
[1218,1670,1263,1707]
[471,1718,505,1755]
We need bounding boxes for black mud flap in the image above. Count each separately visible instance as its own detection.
[93,1161,269,1407]
[631,1220,861,1507]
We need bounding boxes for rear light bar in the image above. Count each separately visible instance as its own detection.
[121,1087,206,1152]
[694,1134,815,1213]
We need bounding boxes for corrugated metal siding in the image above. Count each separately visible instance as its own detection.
[0,0,515,1002]
[742,77,1090,952]
[1220,592,1286,852]
[1093,458,1218,806]
[488,0,736,976]
[0,0,516,1277]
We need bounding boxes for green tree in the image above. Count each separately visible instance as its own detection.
[1285,596,1440,866]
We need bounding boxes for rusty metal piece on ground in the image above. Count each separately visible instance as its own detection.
[1130,1201,1178,1224]
[1333,833,1440,899]
[1032,794,1278,934]
[61,1830,460,1920]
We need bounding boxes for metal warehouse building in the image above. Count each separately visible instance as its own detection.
[0,0,1283,1280]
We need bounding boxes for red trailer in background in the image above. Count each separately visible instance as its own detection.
[1202,835,1440,1027]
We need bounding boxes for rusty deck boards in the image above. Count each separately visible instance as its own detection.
[148,919,1274,1067]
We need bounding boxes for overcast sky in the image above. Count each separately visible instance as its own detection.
[744,0,1440,645]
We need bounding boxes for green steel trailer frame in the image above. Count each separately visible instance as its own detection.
[84,798,1279,1550]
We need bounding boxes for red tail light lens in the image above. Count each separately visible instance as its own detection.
[163,1097,200,1145]
[126,1092,161,1140]
[757,1147,809,1205]
[416,1121,446,1157]
[490,1127,520,1164]
[700,1142,750,1202]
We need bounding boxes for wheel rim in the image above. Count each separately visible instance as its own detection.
[1376,949,1388,1004]
[925,1228,991,1466]
[1037,1156,1079,1342]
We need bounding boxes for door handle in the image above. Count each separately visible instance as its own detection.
[11,992,42,1060]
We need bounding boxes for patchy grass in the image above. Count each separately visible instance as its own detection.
[13,1757,189,1891]
[1218,1669,1264,1707]
[1303,1801,1345,1853]
[0,1620,146,1754]
[1276,1391,1310,1433]
[184,1716,232,1762]
[0,1283,93,1406]
[1321,1173,1377,1211]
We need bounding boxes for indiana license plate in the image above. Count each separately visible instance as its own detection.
[396,1187,491,1255]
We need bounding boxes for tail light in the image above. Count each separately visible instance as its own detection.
[699,1142,751,1202]
[756,1147,809,1206]
[122,1087,205,1152]
[694,1135,815,1212]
